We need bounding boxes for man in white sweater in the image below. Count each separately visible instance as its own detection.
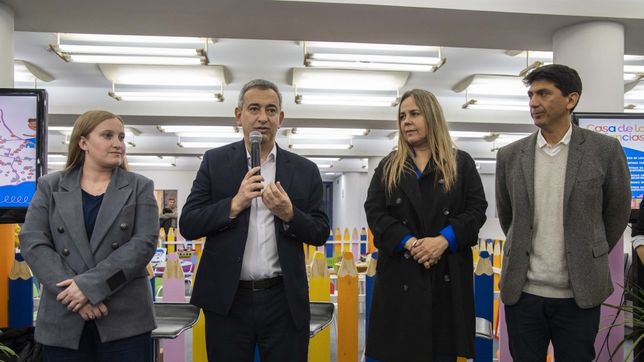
[495,64,631,361]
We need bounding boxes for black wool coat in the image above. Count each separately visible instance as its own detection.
[364,150,487,362]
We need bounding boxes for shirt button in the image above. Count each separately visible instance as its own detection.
[57,226,64,233]
[111,242,119,250]
[61,248,70,256]
[396,197,403,205]
[443,209,450,216]
[402,219,408,225]
[402,284,408,292]
[120,223,128,231]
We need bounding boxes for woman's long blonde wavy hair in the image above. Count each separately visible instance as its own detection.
[383,89,457,194]
[64,110,129,172]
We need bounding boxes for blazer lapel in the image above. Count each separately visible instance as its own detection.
[54,168,95,269]
[563,126,585,214]
[229,140,249,192]
[520,133,537,213]
[90,168,132,253]
[275,144,294,234]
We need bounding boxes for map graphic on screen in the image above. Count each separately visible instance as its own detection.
[0,95,38,208]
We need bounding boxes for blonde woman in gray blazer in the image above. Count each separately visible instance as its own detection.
[20,111,158,361]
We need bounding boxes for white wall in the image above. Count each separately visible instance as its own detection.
[135,169,198,219]
[331,172,369,232]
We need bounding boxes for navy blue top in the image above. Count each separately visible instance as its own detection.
[82,190,104,240]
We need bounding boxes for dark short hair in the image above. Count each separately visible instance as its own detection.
[523,64,582,97]
[237,79,282,109]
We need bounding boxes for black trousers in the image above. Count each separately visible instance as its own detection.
[203,283,309,362]
[505,292,600,362]
[42,321,151,362]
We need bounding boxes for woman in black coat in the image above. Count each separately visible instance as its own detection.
[364,89,487,362]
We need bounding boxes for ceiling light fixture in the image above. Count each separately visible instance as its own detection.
[295,94,398,107]
[462,99,527,112]
[108,91,224,102]
[14,60,54,85]
[303,41,445,72]
[289,143,353,150]
[50,33,210,65]
[292,128,369,136]
[158,126,237,133]
[177,141,227,148]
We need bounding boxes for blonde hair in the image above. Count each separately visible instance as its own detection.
[64,110,129,172]
[383,89,457,193]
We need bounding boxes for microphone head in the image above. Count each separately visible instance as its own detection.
[249,131,263,145]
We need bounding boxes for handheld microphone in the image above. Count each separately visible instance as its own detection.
[249,131,262,174]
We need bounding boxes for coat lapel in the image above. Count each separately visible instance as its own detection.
[563,126,585,214]
[520,133,537,213]
[399,159,424,219]
[90,168,132,253]
[54,168,95,269]
[229,140,249,192]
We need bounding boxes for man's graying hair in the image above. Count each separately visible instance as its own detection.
[237,79,283,109]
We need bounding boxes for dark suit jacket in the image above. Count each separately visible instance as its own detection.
[496,125,631,308]
[20,167,159,349]
[180,140,329,329]
[364,150,487,361]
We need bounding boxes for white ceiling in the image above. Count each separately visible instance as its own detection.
[3,0,643,173]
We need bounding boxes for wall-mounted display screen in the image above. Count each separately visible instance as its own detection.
[573,112,644,216]
[0,89,47,223]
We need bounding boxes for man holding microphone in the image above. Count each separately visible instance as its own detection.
[180,79,330,362]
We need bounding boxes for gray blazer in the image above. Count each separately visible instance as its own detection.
[495,125,631,308]
[20,167,159,349]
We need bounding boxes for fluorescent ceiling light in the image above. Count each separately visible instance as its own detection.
[177,141,227,148]
[292,68,408,91]
[304,41,445,72]
[48,161,66,166]
[315,164,332,168]
[289,133,352,140]
[625,65,644,74]
[305,42,438,52]
[48,126,139,137]
[305,60,438,72]
[50,33,209,65]
[453,74,525,96]
[14,60,54,83]
[67,55,204,65]
[109,91,223,102]
[177,132,242,139]
[58,33,207,45]
[289,144,353,150]
[449,131,491,138]
[158,126,237,133]
[128,162,175,167]
[307,157,341,162]
[462,99,526,111]
[100,64,226,86]
[292,128,368,136]
[295,94,398,107]
[324,172,338,176]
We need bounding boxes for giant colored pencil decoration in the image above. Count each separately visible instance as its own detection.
[474,250,494,362]
[338,251,358,362]
[365,252,378,362]
[192,253,208,362]
[360,227,368,255]
[351,227,360,259]
[324,230,334,259]
[162,253,186,362]
[342,227,351,253]
[0,224,18,328]
[8,253,32,327]
[308,251,331,362]
[333,227,342,260]
[167,227,176,253]
[472,240,481,268]
[493,240,502,340]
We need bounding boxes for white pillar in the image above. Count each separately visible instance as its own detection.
[553,21,624,112]
[553,21,625,361]
[0,3,14,87]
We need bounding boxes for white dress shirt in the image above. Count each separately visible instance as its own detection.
[536,123,572,157]
[239,143,282,280]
